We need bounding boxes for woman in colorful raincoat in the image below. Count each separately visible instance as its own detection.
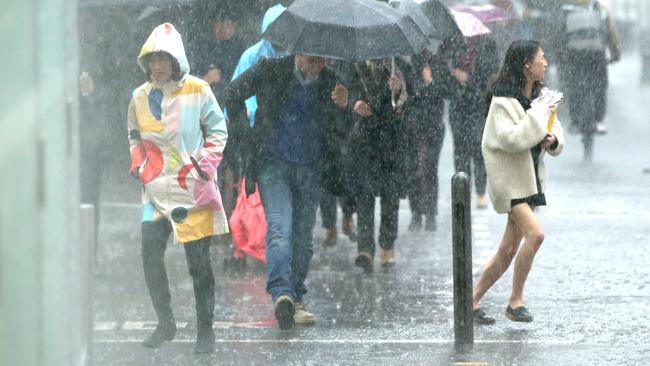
[127,23,228,354]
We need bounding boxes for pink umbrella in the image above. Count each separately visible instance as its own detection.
[450,4,510,24]
[449,9,490,38]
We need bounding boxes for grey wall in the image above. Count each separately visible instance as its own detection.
[0,0,85,365]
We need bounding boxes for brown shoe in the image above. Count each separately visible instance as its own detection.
[294,303,316,325]
[341,217,357,242]
[322,228,338,247]
[379,248,395,268]
[476,195,488,209]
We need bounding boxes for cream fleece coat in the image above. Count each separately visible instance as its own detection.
[481,96,564,214]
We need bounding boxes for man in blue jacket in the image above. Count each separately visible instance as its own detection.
[225,54,349,330]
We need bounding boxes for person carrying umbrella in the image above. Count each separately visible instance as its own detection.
[347,57,411,271]
[225,53,349,330]
[405,50,456,232]
[448,34,500,209]
[225,0,427,329]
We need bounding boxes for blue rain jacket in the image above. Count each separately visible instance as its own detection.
[230,4,287,126]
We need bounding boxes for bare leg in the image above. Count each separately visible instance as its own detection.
[508,204,545,308]
[472,215,523,309]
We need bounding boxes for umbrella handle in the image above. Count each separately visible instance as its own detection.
[391,58,397,108]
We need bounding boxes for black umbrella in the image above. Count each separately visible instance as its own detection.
[79,0,193,6]
[414,0,466,54]
[262,0,430,61]
[388,0,440,51]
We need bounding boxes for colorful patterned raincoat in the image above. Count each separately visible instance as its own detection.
[127,23,229,243]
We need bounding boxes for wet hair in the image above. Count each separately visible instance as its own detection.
[142,51,182,82]
[209,8,237,23]
[486,40,543,106]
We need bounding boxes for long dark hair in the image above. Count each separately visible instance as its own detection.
[486,40,543,107]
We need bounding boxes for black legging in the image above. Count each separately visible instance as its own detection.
[320,187,355,229]
[141,219,215,330]
[407,119,445,219]
[356,190,400,256]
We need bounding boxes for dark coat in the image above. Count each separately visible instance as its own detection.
[346,60,411,198]
[224,56,348,195]
[450,36,500,127]
[402,55,455,194]
[408,55,457,138]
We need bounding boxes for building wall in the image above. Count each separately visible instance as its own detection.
[0,0,84,365]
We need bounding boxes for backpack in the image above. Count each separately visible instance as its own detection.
[562,2,608,52]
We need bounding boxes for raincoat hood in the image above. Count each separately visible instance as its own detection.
[137,23,190,79]
[261,4,286,33]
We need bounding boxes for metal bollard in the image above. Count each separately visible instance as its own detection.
[80,204,95,365]
[451,172,473,346]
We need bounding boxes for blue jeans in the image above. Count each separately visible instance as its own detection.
[257,157,321,303]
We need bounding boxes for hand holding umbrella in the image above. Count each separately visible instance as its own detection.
[353,100,373,117]
[389,74,403,109]
[331,83,349,108]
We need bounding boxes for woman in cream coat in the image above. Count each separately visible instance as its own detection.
[472,40,564,324]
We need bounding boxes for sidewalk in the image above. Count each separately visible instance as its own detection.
[93,53,650,365]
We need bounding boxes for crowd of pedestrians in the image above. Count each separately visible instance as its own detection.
[74,0,621,354]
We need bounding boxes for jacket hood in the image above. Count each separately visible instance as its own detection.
[261,4,286,33]
[137,23,190,78]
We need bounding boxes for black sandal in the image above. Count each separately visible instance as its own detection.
[505,305,533,322]
[473,308,495,325]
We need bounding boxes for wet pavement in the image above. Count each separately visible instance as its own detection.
[93,53,650,365]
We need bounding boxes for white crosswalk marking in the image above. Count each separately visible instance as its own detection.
[96,321,263,332]
[94,322,117,331]
[121,321,156,330]
[472,216,488,224]
[473,231,490,239]
[474,240,492,247]
[472,223,489,231]
[120,321,188,331]
[94,338,579,345]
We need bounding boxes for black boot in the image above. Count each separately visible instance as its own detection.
[185,238,216,353]
[424,215,436,232]
[408,214,422,232]
[142,320,176,348]
[141,221,176,349]
[194,325,215,354]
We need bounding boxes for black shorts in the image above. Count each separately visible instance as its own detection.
[511,193,546,208]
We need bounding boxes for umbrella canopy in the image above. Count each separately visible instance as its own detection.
[449,9,491,38]
[262,0,430,61]
[414,0,466,53]
[449,4,510,24]
[388,0,442,51]
[79,0,193,7]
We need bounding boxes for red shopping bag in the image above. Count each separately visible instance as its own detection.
[229,178,266,262]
